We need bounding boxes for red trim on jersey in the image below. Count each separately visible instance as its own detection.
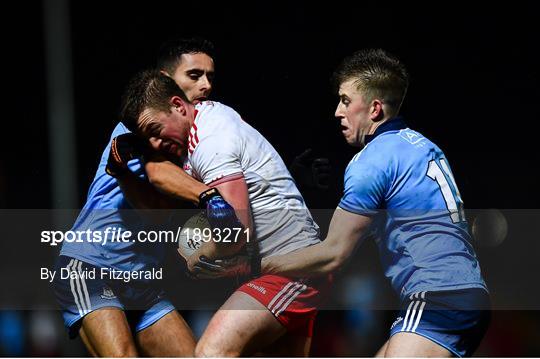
[207,172,244,187]
[187,110,200,155]
[193,123,199,143]
[188,123,199,155]
[188,135,196,154]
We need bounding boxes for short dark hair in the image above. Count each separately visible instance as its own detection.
[120,69,189,133]
[156,37,215,75]
[333,49,409,116]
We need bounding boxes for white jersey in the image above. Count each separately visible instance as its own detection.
[183,101,320,258]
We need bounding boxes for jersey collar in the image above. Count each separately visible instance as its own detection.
[365,116,408,145]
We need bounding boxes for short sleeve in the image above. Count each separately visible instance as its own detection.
[191,133,243,184]
[338,160,388,216]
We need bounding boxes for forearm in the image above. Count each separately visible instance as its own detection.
[261,241,342,277]
[262,208,372,277]
[116,171,186,224]
[145,160,209,204]
[203,176,252,259]
[117,171,183,210]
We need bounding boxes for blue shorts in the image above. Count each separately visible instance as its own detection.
[389,288,491,357]
[52,255,175,338]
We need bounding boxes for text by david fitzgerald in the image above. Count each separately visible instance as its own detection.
[41,267,162,283]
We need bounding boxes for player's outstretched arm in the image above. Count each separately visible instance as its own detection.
[117,170,184,210]
[262,208,373,277]
[144,157,209,204]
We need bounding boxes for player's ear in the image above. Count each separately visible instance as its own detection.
[148,137,162,151]
[171,96,187,115]
[371,99,384,122]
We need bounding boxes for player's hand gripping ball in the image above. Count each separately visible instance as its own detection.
[178,211,251,279]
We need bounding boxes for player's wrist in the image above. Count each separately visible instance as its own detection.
[198,187,222,209]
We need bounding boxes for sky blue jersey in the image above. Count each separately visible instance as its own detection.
[338,118,487,299]
[60,123,166,273]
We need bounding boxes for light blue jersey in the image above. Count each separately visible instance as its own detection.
[339,118,486,299]
[60,123,165,273]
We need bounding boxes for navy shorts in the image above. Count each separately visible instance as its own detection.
[389,288,491,357]
[52,255,175,338]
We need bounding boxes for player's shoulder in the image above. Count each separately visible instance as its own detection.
[195,101,245,133]
[346,143,386,177]
[372,128,437,159]
[196,101,242,122]
[348,128,437,172]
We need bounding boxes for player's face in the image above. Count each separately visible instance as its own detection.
[170,53,215,104]
[335,79,374,147]
[138,100,196,157]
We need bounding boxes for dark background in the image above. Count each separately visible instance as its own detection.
[1,1,539,356]
[4,0,540,210]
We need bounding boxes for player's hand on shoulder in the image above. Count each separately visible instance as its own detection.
[289,148,332,190]
[106,133,148,177]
